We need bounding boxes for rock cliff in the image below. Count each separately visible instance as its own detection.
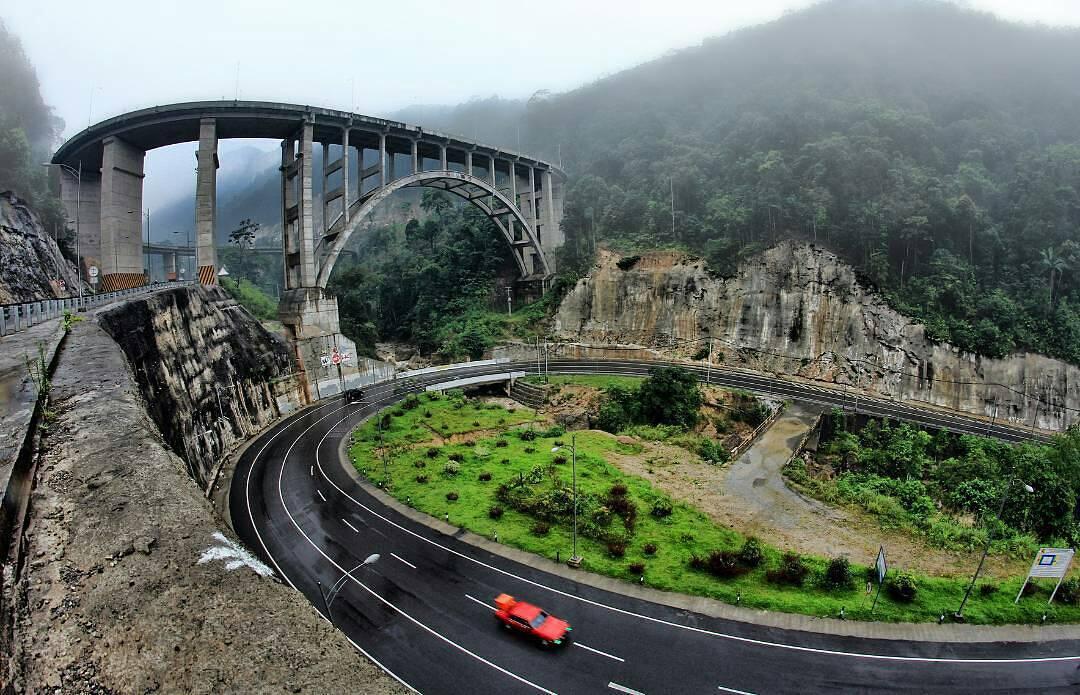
[0,192,81,304]
[98,286,302,488]
[555,242,1080,432]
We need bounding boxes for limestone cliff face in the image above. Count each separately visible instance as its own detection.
[98,286,301,487]
[0,192,82,304]
[555,242,1080,432]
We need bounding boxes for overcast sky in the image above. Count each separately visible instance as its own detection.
[6,0,1079,211]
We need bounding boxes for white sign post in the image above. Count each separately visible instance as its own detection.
[871,546,888,614]
[1016,547,1075,604]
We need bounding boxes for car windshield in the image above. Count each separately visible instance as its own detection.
[529,611,549,629]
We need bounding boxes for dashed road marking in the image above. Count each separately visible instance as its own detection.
[310,465,314,476]
[608,682,645,695]
[342,519,359,533]
[317,489,327,502]
[575,642,624,662]
[718,686,757,695]
[391,552,416,569]
[465,593,494,611]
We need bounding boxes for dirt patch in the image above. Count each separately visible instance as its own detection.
[607,403,1027,579]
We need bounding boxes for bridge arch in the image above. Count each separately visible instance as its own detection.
[316,170,550,288]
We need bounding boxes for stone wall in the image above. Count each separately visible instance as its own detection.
[554,242,1080,432]
[0,192,82,304]
[97,285,302,488]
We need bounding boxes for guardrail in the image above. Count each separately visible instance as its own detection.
[0,281,194,338]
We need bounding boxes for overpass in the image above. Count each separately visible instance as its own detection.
[51,101,567,398]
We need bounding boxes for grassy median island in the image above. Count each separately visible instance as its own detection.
[347,388,1080,624]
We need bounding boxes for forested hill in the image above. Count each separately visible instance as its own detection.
[518,0,1080,364]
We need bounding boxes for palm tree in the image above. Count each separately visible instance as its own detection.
[1040,246,1068,306]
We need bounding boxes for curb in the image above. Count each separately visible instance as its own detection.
[334,425,1080,644]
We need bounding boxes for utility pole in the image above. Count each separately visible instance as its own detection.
[706,338,713,386]
[506,286,513,316]
[670,177,676,241]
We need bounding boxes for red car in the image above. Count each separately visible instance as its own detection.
[494,594,572,647]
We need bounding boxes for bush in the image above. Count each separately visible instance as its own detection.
[886,571,918,602]
[500,458,510,465]
[1057,577,1080,605]
[446,491,459,501]
[392,409,405,417]
[738,537,765,568]
[519,429,537,441]
[495,439,508,448]
[767,552,809,586]
[413,460,427,468]
[401,395,420,410]
[488,505,504,520]
[691,346,710,361]
[553,455,568,465]
[478,471,493,482]
[699,439,730,464]
[448,452,464,462]
[415,474,429,483]
[607,540,627,558]
[642,542,658,556]
[979,583,999,597]
[609,483,629,497]
[424,410,433,418]
[443,462,461,476]
[650,497,674,518]
[472,421,481,427]
[540,425,566,438]
[462,439,475,447]
[823,557,854,590]
[531,521,551,536]
[700,550,747,578]
[426,447,440,458]
[628,562,646,575]
[524,447,536,454]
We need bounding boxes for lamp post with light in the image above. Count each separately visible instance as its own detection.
[551,435,581,567]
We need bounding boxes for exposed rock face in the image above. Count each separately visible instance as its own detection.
[555,243,1080,431]
[0,192,82,304]
[97,286,302,488]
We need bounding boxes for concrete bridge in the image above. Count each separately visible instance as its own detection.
[51,100,566,399]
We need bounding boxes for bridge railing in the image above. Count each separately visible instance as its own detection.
[0,281,194,338]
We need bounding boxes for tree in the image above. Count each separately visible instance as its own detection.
[228,218,261,283]
[636,366,702,430]
[1040,246,1068,307]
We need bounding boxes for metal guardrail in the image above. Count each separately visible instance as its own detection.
[0,281,194,338]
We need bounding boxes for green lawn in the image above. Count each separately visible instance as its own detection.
[348,392,1080,624]
[522,374,644,390]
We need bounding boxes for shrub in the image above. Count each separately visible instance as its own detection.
[401,395,420,410]
[446,491,459,501]
[442,462,461,476]
[738,537,765,568]
[767,552,808,586]
[415,474,429,483]
[478,471,493,482]
[823,557,854,590]
[607,540,627,558]
[704,550,747,578]
[979,583,999,597]
[424,410,433,418]
[553,454,568,465]
[488,505,504,520]
[495,439,508,448]
[426,447,440,458]
[462,439,475,447]
[650,497,674,518]
[500,458,510,465]
[691,346,709,361]
[553,440,564,447]
[628,562,646,575]
[886,571,918,602]
[609,483,629,497]
[541,425,566,438]
[531,521,551,536]
[699,439,730,464]
[413,460,427,468]
[472,421,481,427]
[524,447,536,454]
[448,452,464,462]
[519,429,537,441]
[1057,577,1080,605]
[392,409,405,417]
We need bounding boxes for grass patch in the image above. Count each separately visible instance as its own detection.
[522,374,644,391]
[349,396,1080,624]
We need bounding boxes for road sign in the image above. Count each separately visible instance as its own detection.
[88,265,99,278]
[320,355,331,368]
[876,546,888,584]
[1017,547,1075,604]
[331,349,342,366]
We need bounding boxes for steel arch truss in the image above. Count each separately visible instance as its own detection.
[316,171,550,288]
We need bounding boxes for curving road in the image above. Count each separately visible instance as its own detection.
[230,359,1078,694]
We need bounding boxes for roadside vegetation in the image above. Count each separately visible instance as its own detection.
[349,380,1080,624]
[786,409,1080,555]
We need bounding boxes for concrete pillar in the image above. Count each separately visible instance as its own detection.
[280,138,294,288]
[99,135,145,291]
[341,127,351,218]
[378,133,386,187]
[541,169,565,274]
[439,144,447,171]
[466,151,473,177]
[58,167,101,289]
[321,141,331,232]
[297,122,316,287]
[411,139,419,174]
[489,155,496,187]
[388,141,396,182]
[528,166,538,244]
[165,251,178,281]
[510,162,518,207]
[195,118,218,284]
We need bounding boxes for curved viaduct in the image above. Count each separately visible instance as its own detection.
[52,101,566,399]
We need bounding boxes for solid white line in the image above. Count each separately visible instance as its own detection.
[310,465,314,476]
[345,635,420,694]
[718,686,757,695]
[342,519,359,533]
[317,489,327,502]
[391,552,416,569]
[313,402,1080,665]
[608,682,645,695]
[465,593,494,611]
[279,409,558,695]
[575,642,624,662]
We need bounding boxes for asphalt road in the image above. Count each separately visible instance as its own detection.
[230,359,1079,694]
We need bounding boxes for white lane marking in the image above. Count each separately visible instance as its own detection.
[718,686,757,695]
[608,682,645,695]
[317,489,327,502]
[575,642,624,662]
[276,409,558,695]
[346,635,420,694]
[310,465,314,476]
[465,593,494,611]
[313,405,1080,665]
[342,519,359,533]
[391,552,417,569]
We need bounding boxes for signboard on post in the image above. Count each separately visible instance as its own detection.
[1016,547,1075,604]
[871,546,887,614]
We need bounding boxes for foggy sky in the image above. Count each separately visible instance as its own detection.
[5,0,1079,211]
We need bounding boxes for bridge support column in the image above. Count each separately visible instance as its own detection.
[57,166,102,289]
[165,251,178,281]
[195,118,218,284]
[281,121,317,289]
[99,135,146,291]
[539,169,565,274]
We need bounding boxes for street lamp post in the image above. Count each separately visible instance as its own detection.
[955,477,1033,619]
[321,553,380,625]
[41,161,84,301]
[552,435,581,566]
